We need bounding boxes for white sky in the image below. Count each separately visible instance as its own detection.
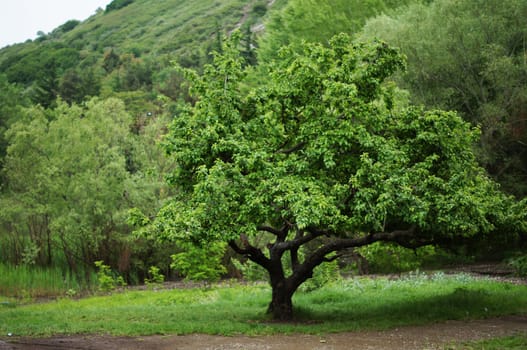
[0,0,113,48]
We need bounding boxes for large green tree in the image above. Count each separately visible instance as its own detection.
[360,0,527,196]
[155,34,521,320]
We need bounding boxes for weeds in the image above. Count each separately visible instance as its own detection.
[0,264,88,299]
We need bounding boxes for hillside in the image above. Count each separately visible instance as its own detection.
[0,0,272,109]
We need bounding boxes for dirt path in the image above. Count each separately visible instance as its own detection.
[2,315,526,350]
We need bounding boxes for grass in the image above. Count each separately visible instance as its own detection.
[447,334,527,350]
[0,264,91,299]
[1,272,526,337]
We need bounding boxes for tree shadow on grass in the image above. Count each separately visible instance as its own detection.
[291,287,517,329]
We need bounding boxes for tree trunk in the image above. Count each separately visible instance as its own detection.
[267,280,294,321]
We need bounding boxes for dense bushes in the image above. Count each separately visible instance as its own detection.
[105,0,134,13]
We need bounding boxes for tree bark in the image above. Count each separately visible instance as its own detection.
[267,278,294,321]
[231,227,418,321]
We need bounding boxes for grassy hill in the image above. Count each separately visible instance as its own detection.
[0,0,272,109]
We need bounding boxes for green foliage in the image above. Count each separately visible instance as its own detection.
[57,20,80,33]
[20,242,40,266]
[144,266,165,286]
[95,260,127,292]
[360,0,527,196]
[171,242,227,282]
[358,242,441,273]
[0,98,173,279]
[507,254,527,277]
[160,32,514,251]
[0,74,28,175]
[257,0,413,63]
[153,32,521,319]
[106,0,134,13]
[299,259,341,292]
[232,258,268,281]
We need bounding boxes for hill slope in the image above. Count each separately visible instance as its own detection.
[0,0,271,107]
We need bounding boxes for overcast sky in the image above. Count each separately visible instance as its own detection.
[0,0,113,48]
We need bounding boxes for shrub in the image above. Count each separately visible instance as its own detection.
[144,265,165,287]
[105,0,134,13]
[171,242,227,282]
[94,260,127,292]
[508,255,527,277]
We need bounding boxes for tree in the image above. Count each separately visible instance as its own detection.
[154,34,521,320]
[0,98,160,276]
[360,0,527,196]
[105,0,134,13]
[0,75,28,172]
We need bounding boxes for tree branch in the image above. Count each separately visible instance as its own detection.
[229,238,271,270]
[287,226,418,291]
[257,225,288,237]
[276,141,307,155]
[273,227,326,253]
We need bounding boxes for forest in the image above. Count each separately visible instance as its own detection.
[0,0,526,321]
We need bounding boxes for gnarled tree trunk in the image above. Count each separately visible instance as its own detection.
[267,277,294,321]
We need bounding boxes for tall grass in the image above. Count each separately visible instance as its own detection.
[0,264,92,298]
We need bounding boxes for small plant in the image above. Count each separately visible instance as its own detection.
[94,260,127,292]
[508,255,527,277]
[21,242,40,266]
[65,289,77,298]
[144,266,165,288]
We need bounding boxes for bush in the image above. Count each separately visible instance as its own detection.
[300,258,341,292]
[171,243,227,282]
[358,242,437,273]
[94,261,127,292]
[144,265,165,287]
[105,0,134,13]
[508,255,527,277]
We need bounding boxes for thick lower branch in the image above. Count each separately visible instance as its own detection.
[273,228,326,254]
[288,227,417,291]
[229,239,271,270]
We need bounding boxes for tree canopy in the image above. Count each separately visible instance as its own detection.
[152,33,521,320]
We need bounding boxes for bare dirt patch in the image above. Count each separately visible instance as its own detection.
[2,315,526,350]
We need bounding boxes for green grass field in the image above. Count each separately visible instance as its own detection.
[1,272,526,337]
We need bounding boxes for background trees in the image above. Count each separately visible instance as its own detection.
[0,99,174,280]
[360,0,527,196]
